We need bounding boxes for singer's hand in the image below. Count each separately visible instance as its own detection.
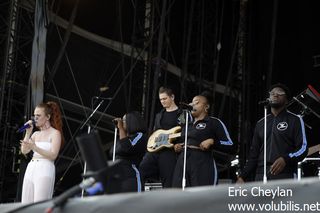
[114,118,124,129]
[199,138,214,151]
[270,157,286,175]
[20,138,36,150]
[236,176,245,184]
[114,118,127,139]
[20,140,27,148]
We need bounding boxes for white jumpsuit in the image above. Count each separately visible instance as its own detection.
[21,141,55,203]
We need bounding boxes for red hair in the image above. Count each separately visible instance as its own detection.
[37,101,64,147]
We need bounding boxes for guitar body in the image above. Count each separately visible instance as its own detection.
[147,126,181,152]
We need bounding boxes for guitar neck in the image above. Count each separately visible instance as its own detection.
[169,133,181,139]
[308,144,320,156]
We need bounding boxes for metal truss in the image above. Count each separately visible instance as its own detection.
[0,0,36,202]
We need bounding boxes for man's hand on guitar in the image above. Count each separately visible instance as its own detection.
[174,143,184,153]
[199,138,214,151]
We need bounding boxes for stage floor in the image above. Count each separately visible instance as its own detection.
[1,177,320,213]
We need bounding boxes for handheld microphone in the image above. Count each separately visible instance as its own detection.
[17,119,35,133]
[258,98,271,105]
[179,102,194,111]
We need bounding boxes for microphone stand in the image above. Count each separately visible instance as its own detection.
[112,122,118,162]
[293,97,320,119]
[263,104,268,184]
[80,99,104,130]
[79,99,104,196]
[182,109,192,190]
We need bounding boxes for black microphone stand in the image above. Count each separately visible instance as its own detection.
[80,99,104,131]
[293,97,320,119]
[79,99,104,196]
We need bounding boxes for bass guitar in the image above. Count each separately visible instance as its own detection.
[147,126,181,152]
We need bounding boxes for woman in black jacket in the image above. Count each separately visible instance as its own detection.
[111,111,148,193]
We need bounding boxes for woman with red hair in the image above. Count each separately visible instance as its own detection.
[20,101,64,203]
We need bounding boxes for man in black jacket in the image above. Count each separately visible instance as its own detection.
[139,87,180,188]
[237,83,308,182]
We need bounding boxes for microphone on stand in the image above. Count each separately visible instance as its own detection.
[17,119,36,133]
[258,98,271,105]
[179,102,194,111]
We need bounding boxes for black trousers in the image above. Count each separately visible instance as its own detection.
[172,149,217,188]
[139,149,177,188]
[107,161,142,194]
[255,165,295,181]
